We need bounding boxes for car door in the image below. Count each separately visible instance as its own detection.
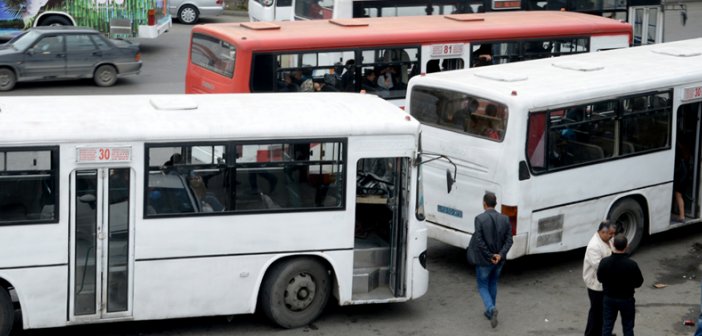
[20,35,67,79]
[65,33,101,78]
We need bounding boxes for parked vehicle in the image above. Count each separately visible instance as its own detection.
[0,26,141,91]
[169,0,225,24]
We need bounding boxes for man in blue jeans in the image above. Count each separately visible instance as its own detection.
[471,192,513,328]
[597,234,644,336]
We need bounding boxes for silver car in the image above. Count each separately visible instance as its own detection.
[169,0,225,24]
[0,26,141,91]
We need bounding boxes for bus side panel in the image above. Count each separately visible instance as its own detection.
[133,255,272,319]
[590,35,631,51]
[0,224,67,268]
[524,151,673,254]
[135,212,350,260]
[1,266,67,329]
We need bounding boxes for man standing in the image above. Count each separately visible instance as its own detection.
[471,191,513,328]
[597,234,644,336]
[583,221,615,336]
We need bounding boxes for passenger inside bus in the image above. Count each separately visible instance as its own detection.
[472,44,493,67]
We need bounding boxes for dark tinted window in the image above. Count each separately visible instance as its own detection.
[145,140,345,217]
[0,148,58,225]
[527,91,672,173]
[191,33,236,78]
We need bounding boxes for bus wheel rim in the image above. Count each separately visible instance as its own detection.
[283,272,316,311]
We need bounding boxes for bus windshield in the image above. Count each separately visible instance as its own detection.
[410,86,508,142]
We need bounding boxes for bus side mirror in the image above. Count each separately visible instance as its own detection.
[446,169,455,193]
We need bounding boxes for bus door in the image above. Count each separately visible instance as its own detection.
[70,167,134,321]
[421,43,468,75]
[353,157,409,299]
[676,100,702,219]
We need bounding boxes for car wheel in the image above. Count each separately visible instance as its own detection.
[0,288,14,336]
[178,5,199,24]
[259,257,331,328]
[94,65,118,87]
[41,15,72,26]
[0,68,16,91]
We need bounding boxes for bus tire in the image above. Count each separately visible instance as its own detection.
[607,198,644,253]
[259,257,331,328]
[178,5,199,24]
[41,16,72,26]
[0,288,14,336]
[0,68,16,91]
[93,65,118,87]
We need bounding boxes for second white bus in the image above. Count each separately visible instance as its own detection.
[0,93,427,334]
[407,37,702,258]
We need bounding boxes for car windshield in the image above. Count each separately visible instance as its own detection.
[10,31,42,51]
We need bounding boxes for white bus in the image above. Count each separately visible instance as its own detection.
[248,0,486,22]
[0,93,428,335]
[406,37,702,258]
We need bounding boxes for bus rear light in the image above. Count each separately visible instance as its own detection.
[216,0,223,4]
[501,205,518,235]
[147,9,155,26]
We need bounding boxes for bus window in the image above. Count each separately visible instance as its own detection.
[191,33,236,78]
[295,0,334,19]
[146,140,344,215]
[410,86,508,142]
[0,148,58,224]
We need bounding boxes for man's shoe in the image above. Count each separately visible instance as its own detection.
[490,308,498,328]
[483,311,491,320]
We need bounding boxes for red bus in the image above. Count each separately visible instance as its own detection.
[185,11,631,106]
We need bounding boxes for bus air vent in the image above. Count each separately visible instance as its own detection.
[551,61,603,72]
[150,96,199,110]
[329,19,369,27]
[444,14,485,22]
[240,22,281,30]
[474,71,527,82]
[651,48,702,57]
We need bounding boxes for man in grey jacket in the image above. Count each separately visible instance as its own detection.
[471,191,513,328]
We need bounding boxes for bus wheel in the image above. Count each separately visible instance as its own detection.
[259,258,331,328]
[0,288,14,336]
[41,16,72,26]
[94,65,118,87]
[178,5,199,24]
[608,198,644,253]
[0,68,16,91]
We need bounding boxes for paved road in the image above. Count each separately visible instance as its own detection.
[4,14,702,336]
[0,15,245,96]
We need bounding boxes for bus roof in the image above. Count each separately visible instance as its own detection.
[409,37,702,109]
[193,11,631,51]
[0,93,419,145]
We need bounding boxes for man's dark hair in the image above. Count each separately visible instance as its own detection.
[483,192,497,208]
[613,234,628,251]
[597,220,613,232]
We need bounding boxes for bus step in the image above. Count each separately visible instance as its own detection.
[352,267,389,294]
[353,246,390,268]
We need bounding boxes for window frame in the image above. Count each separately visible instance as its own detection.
[525,89,673,175]
[144,138,348,219]
[0,146,60,226]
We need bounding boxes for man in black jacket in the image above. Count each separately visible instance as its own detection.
[471,191,513,328]
[597,234,644,336]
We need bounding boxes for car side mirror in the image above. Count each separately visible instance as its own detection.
[25,48,35,56]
